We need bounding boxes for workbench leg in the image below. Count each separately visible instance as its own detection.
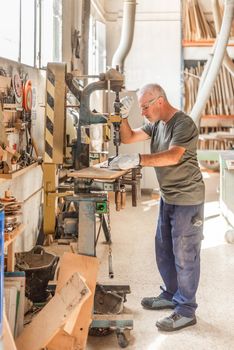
[101,215,112,244]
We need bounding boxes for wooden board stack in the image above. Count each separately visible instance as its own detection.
[0,191,23,238]
[184,63,234,116]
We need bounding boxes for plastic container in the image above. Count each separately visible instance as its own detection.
[15,245,59,303]
[0,204,4,337]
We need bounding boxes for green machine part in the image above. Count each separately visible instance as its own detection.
[96,201,107,214]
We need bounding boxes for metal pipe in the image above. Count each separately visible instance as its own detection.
[19,0,22,63]
[34,0,37,67]
[81,0,91,86]
[38,0,42,68]
[190,0,234,127]
[112,0,137,73]
[212,0,234,77]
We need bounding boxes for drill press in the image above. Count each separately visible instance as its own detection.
[112,91,122,157]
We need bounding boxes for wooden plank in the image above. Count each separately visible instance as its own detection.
[4,286,18,335]
[4,272,25,337]
[182,40,234,47]
[15,272,90,350]
[45,332,76,350]
[69,166,129,180]
[47,253,99,350]
[3,313,17,350]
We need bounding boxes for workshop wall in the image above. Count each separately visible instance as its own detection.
[104,0,181,189]
[0,57,45,251]
[62,0,83,73]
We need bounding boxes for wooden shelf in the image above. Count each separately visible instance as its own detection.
[201,115,234,119]
[4,224,25,249]
[200,115,234,128]
[0,162,38,180]
[183,39,234,47]
[183,44,234,60]
[4,224,25,272]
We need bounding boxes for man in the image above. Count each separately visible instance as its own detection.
[109,84,205,332]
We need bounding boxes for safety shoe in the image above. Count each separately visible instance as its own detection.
[141,294,175,310]
[156,312,197,331]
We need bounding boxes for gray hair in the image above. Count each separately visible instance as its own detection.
[138,84,167,100]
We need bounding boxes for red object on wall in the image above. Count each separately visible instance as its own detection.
[23,80,33,112]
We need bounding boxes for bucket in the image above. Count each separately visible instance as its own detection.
[15,245,59,302]
[0,204,4,337]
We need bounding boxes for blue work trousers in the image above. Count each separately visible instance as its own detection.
[155,198,204,318]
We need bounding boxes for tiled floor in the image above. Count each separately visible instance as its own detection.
[86,170,234,350]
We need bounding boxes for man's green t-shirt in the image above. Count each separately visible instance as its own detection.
[141,111,205,205]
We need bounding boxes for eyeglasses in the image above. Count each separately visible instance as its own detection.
[140,96,161,111]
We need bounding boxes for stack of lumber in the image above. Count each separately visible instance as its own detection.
[0,191,22,237]
[183,0,216,41]
[4,272,25,338]
[184,62,234,115]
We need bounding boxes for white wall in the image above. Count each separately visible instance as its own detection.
[105,0,182,189]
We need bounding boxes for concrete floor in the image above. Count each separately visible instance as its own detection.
[85,170,234,350]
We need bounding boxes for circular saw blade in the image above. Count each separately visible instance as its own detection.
[12,69,23,105]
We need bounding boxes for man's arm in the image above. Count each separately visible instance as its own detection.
[140,145,185,167]
[120,119,150,144]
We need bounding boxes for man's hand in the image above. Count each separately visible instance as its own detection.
[109,153,140,170]
[120,96,134,119]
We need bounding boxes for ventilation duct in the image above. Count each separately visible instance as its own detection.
[112,0,137,73]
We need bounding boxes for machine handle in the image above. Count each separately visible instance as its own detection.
[108,254,114,279]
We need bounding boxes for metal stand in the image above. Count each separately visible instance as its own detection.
[64,192,133,348]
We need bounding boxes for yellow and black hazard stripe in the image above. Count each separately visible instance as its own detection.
[44,63,66,164]
[44,68,55,163]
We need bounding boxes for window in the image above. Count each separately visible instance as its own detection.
[40,0,62,68]
[0,0,62,68]
[0,0,20,62]
[21,0,36,66]
[89,16,106,75]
